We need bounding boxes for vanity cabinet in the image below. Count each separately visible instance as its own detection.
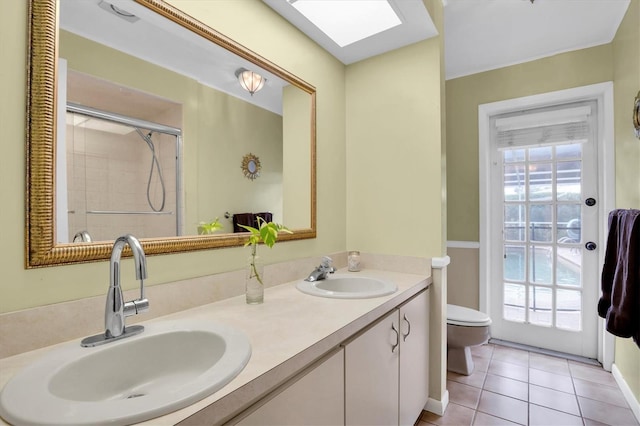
[233,348,344,425]
[344,289,430,426]
[399,289,430,425]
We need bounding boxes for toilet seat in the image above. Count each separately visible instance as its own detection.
[447,304,492,327]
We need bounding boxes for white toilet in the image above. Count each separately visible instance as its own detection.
[447,304,492,375]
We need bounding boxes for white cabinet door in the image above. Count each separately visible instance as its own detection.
[399,290,430,426]
[344,310,400,426]
[236,348,344,426]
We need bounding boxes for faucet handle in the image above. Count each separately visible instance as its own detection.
[320,256,333,268]
[123,298,149,317]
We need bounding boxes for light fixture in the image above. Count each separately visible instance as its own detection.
[236,69,266,96]
[97,0,140,23]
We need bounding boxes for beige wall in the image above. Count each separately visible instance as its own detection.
[1,0,446,312]
[60,30,285,237]
[446,0,639,404]
[447,247,479,309]
[282,85,313,230]
[196,84,284,231]
[345,37,444,258]
[0,0,347,313]
[612,0,640,404]
[446,43,614,242]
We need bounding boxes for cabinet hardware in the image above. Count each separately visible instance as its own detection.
[391,323,400,353]
[402,314,411,341]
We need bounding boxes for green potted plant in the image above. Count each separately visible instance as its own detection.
[239,218,292,304]
[198,217,223,235]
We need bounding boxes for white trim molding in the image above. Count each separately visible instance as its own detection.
[446,241,480,249]
[612,364,640,424]
[431,256,451,269]
[425,390,449,416]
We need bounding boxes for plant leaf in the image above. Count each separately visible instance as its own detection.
[238,220,291,248]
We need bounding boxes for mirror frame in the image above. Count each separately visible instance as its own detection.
[26,0,316,268]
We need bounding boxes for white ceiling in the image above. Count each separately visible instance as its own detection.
[445,0,631,80]
[60,0,631,107]
[263,0,439,64]
[265,0,630,80]
[60,0,288,115]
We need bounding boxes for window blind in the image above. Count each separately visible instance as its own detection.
[493,102,595,150]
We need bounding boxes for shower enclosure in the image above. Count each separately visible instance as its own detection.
[63,103,182,242]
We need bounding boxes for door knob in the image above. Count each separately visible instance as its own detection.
[585,198,596,207]
[585,241,597,251]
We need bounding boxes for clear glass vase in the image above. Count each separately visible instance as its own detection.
[246,246,264,304]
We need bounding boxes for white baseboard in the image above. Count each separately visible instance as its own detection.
[447,241,480,249]
[612,363,640,423]
[425,390,449,416]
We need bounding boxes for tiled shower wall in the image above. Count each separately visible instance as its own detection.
[66,109,180,241]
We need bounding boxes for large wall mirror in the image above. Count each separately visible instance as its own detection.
[27,0,316,267]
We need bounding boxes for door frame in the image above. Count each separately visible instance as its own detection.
[478,82,615,368]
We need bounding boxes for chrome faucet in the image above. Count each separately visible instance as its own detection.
[72,230,92,243]
[81,234,149,347]
[305,256,336,282]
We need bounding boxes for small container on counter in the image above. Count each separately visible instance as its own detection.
[348,251,361,272]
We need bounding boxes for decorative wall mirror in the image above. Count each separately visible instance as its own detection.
[26,0,316,267]
[241,154,262,181]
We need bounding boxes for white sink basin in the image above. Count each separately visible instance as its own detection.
[0,320,251,425]
[296,274,397,299]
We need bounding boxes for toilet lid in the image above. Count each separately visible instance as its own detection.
[447,304,492,327]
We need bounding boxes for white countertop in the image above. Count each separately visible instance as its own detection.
[0,269,430,425]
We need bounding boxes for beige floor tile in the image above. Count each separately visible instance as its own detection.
[483,374,528,401]
[568,359,603,370]
[529,384,580,416]
[421,402,475,426]
[529,353,570,376]
[477,391,528,425]
[471,344,495,359]
[578,396,640,425]
[473,355,491,373]
[529,404,583,426]
[488,360,529,382]
[448,380,482,410]
[448,369,487,389]
[472,411,521,426]
[491,347,529,367]
[569,363,618,388]
[436,345,636,426]
[583,418,611,426]
[573,377,629,408]
[529,368,575,394]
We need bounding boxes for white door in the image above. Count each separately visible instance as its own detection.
[488,102,600,358]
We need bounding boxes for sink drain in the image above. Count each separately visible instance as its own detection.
[126,393,146,399]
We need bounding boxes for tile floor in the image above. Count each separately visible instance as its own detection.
[419,343,639,426]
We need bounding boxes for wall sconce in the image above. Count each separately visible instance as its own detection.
[236,68,266,96]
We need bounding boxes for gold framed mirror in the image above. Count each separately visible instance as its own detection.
[26,0,316,267]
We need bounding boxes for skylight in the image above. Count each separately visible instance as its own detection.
[290,0,402,47]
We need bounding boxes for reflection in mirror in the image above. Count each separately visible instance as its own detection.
[63,100,181,242]
[26,0,316,267]
[241,154,262,181]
